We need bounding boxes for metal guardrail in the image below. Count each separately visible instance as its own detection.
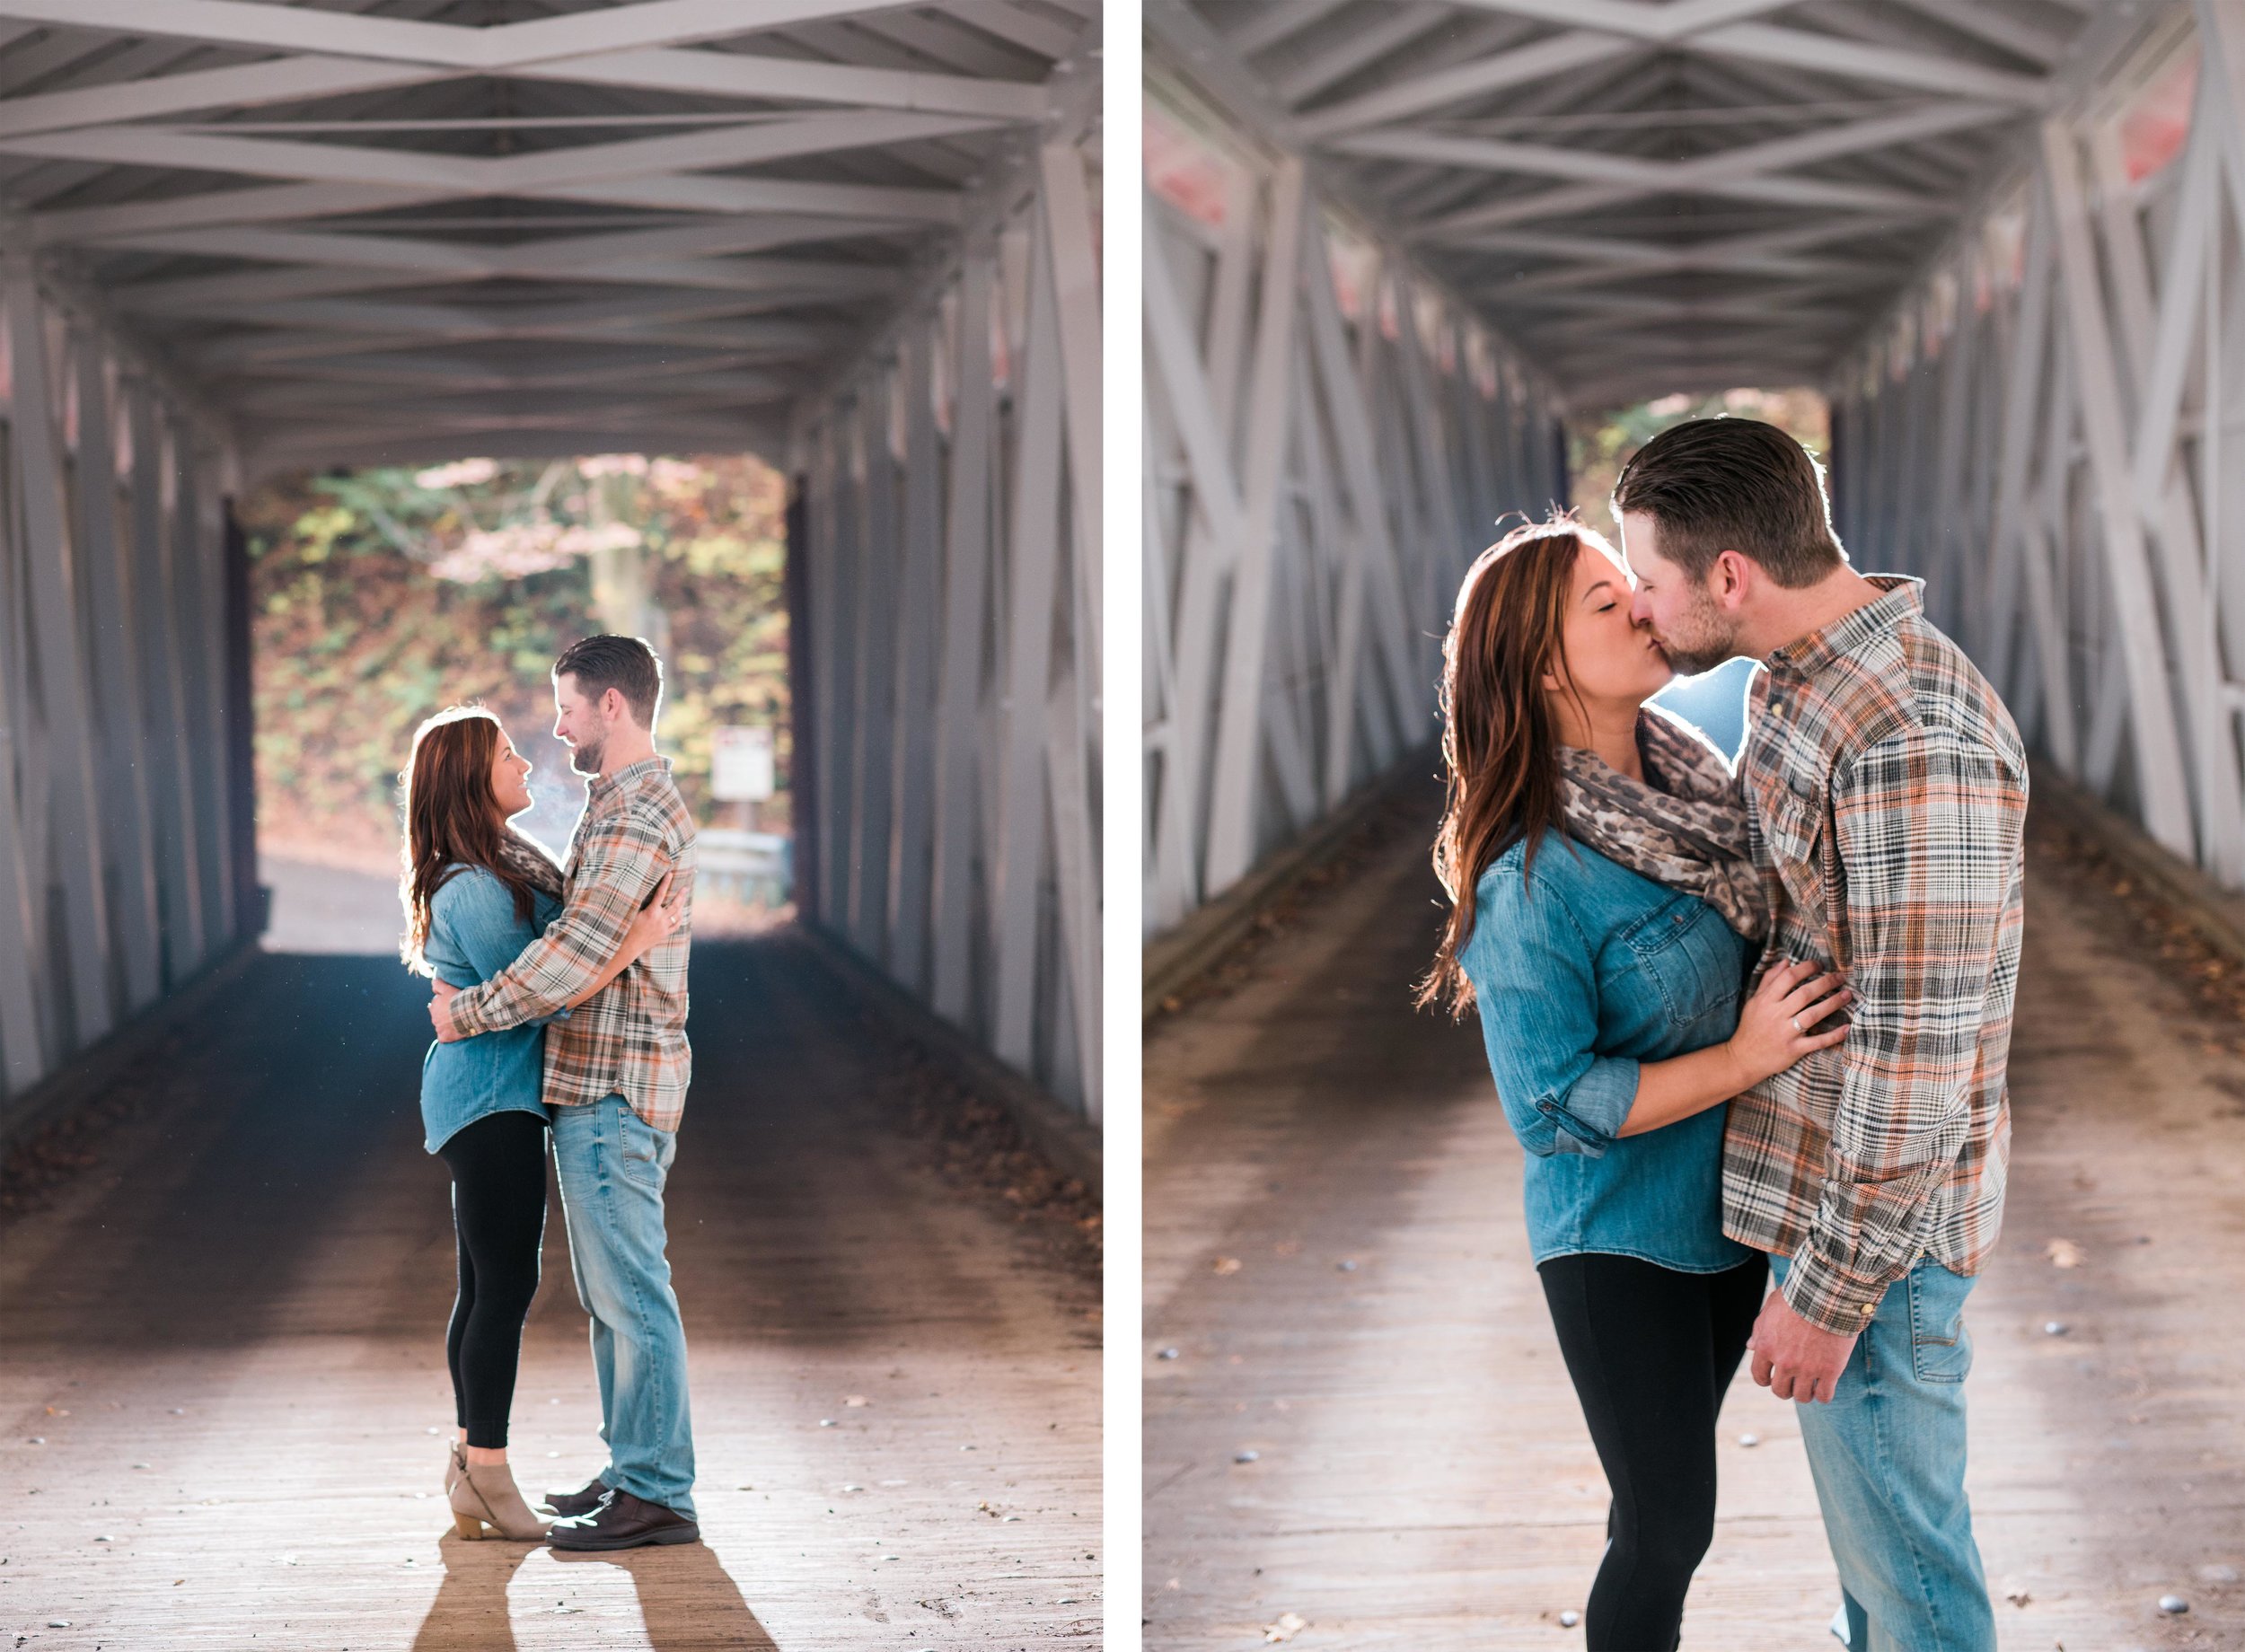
[696,829,791,907]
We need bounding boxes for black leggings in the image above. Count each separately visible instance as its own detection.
[437,1110,549,1449]
[1537,1251,1767,1652]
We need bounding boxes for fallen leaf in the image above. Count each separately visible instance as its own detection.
[1264,1612,1308,1643]
[2045,1238,2082,1269]
[1211,1256,1241,1276]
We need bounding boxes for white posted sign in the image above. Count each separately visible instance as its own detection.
[710,725,775,802]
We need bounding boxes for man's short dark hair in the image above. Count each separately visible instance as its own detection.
[554,634,664,728]
[1610,417,1844,589]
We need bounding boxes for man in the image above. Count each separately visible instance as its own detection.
[1613,418,2025,1652]
[430,633,700,1551]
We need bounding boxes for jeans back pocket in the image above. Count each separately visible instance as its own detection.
[617,1105,675,1189]
[1906,1262,1976,1384]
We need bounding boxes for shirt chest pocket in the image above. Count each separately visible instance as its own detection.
[1618,896,1741,1031]
[1757,769,1832,923]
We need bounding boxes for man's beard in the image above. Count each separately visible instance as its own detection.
[569,736,605,775]
[1655,586,1742,677]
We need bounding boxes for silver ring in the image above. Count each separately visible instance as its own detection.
[1791,1015,1802,1032]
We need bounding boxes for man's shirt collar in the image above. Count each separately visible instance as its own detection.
[587,753,670,800]
[1764,574,1923,681]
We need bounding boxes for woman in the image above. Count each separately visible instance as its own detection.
[401,706,682,1542]
[1421,518,1850,1650]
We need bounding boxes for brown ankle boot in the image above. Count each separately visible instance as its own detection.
[450,1457,553,1542]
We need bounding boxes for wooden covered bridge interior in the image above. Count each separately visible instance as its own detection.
[0,3,1102,1648]
[1142,0,2245,1646]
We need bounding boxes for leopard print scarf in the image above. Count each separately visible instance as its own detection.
[1555,706,1768,941]
[493,831,567,901]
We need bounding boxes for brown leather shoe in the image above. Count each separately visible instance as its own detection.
[548,1489,700,1551]
[538,1476,610,1518]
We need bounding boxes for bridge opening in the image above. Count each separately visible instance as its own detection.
[1570,383,1829,760]
[0,0,1102,1129]
[241,449,795,954]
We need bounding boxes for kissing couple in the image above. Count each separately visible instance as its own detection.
[398,633,703,1551]
[1427,418,2027,1651]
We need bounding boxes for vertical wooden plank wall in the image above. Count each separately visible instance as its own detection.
[1834,4,2245,891]
[788,133,1104,1122]
[1141,88,1570,939]
[0,271,258,1110]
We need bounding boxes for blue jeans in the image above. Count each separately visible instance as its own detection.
[550,1095,696,1519]
[1769,1254,1994,1652]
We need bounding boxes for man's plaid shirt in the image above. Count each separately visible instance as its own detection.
[439,755,696,1129]
[1723,576,2027,1336]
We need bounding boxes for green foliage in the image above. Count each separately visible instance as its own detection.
[1567,387,1831,542]
[245,453,791,870]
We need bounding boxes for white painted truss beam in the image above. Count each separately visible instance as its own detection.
[206,346,789,390]
[0,3,1103,1130]
[0,0,974,68]
[1827,4,2245,890]
[1149,0,2243,958]
[1295,32,1637,139]
[1333,99,2009,215]
[1145,72,1568,937]
[0,109,1013,193]
[786,127,1103,1118]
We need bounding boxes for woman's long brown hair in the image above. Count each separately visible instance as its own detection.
[1419,516,1601,1018]
[399,707,544,977]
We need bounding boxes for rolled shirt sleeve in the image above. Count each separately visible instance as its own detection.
[432,874,564,1030]
[1780,725,2022,1334]
[440,801,669,1040]
[1464,864,1641,1159]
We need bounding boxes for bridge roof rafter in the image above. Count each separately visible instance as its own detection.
[1175,0,2123,401]
[0,0,1089,475]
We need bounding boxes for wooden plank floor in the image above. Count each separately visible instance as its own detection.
[1144,802,2245,1650]
[2,930,1100,1650]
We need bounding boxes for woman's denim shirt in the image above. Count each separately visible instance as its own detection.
[1461,828,1756,1272]
[418,866,563,1154]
